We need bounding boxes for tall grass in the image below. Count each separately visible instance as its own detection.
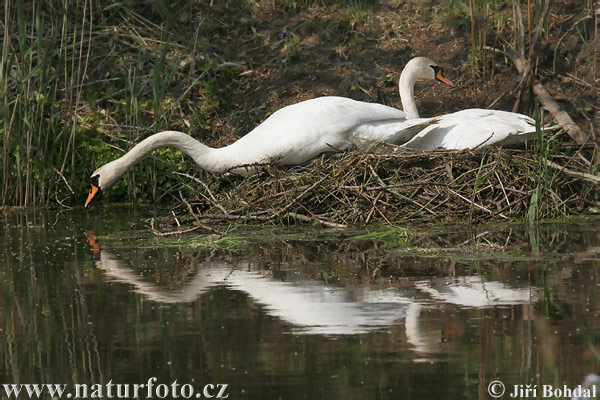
[0,1,202,207]
[447,0,596,89]
[0,0,95,207]
[526,104,567,223]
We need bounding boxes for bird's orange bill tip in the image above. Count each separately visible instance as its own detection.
[436,70,455,87]
[85,184,99,208]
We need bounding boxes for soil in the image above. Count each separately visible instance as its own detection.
[162,0,598,146]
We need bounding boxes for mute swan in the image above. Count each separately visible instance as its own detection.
[85,96,441,208]
[397,57,548,150]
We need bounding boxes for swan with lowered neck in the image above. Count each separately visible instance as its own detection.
[398,57,551,150]
[84,60,455,208]
[85,56,545,207]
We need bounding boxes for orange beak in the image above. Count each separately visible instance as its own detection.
[85,184,99,208]
[436,69,455,87]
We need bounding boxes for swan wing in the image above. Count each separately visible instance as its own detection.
[351,116,440,147]
[401,109,537,150]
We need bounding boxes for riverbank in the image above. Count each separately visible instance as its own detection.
[1,1,597,220]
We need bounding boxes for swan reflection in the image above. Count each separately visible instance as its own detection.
[89,239,412,334]
[416,276,536,308]
[87,232,537,356]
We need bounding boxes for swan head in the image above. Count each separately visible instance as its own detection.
[399,57,455,119]
[84,161,121,208]
[404,57,455,87]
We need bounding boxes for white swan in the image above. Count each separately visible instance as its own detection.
[397,57,547,150]
[401,108,540,150]
[85,95,442,207]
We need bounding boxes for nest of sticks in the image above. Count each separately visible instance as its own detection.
[159,142,599,232]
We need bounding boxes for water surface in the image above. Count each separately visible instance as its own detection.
[1,207,599,399]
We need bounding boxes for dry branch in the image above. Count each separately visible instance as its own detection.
[485,1,590,146]
[545,159,600,185]
[532,82,589,145]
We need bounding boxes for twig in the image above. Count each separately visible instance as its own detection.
[198,211,347,228]
[173,171,228,214]
[286,211,347,228]
[529,0,550,54]
[545,159,600,185]
[150,217,209,236]
[178,191,222,235]
[494,170,511,207]
[367,164,437,216]
[274,176,326,217]
[447,187,508,219]
[48,162,75,194]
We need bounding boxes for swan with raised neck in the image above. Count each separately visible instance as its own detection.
[397,59,557,151]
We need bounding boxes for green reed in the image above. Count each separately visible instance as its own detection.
[0,1,197,207]
[1,0,88,206]
[527,104,567,223]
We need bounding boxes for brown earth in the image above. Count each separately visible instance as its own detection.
[164,1,597,146]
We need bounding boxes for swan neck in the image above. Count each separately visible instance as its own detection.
[399,65,420,119]
[99,131,215,188]
[120,131,211,167]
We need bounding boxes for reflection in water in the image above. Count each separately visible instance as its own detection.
[89,231,412,335]
[415,276,536,308]
[87,231,538,358]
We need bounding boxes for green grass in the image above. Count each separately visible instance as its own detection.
[526,104,567,224]
[144,234,247,253]
[351,227,409,245]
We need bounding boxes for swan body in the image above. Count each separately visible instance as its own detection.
[85,96,437,207]
[398,57,545,151]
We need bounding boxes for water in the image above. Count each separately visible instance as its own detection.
[1,207,599,399]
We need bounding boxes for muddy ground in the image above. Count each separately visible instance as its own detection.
[157,1,597,146]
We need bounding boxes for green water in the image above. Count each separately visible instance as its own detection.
[1,207,599,399]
